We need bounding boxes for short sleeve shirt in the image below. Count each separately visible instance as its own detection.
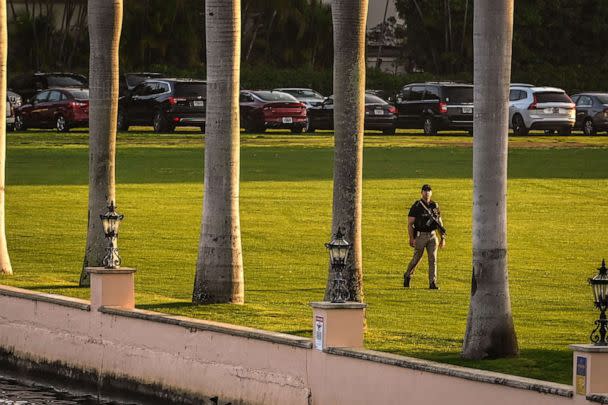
[408,200,441,232]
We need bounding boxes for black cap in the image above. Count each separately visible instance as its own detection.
[421,184,432,191]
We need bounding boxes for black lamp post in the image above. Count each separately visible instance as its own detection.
[100,201,124,269]
[325,229,351,303]
[589,259,608,345]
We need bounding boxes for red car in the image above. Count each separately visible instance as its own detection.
[239,90,307,133]
[15,88,89,132]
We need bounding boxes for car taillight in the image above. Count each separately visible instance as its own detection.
[263,106,273,112]
[168,96,186,105]
[438,102,448,114]
[388,105,397,114]
[69,101,87,108]
[528,95,538,110]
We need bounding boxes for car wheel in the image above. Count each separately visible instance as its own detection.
[558,127,572,136]
[583,119,597,136]
[382,127,396,135]
[423,117,437,136]
[200,123,206,134]
[306,122,315,133]
[512,114,529,136]
[153,111,170,133]
[56,115,69,133]
[14,115,26,131]
[117,110,130,132]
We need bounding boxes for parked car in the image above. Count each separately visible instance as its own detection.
[366,89,394,103]
[570,92,608,136]
[273,88,324,108]
[9,72,87,102]
[509,85,575,135]
[307,93,397,134]
[15,88,89,132]
[240,90,307,133]
[394,82,473,135]
[118,78,207,133]
[119,72,163,96]
[6,90,22,131]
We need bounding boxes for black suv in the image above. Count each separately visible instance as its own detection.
[9,72,88,102]
[118,78,207,133]
[394,82,473,135]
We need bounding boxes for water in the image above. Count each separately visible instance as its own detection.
[0,374,142,404]
[0,375,133,404]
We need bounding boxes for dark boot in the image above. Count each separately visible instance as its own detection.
[403,274,411,288]
[429,281,439,290]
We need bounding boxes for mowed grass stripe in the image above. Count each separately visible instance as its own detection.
[2,131,607,384]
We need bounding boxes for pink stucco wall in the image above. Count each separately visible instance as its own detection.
[0,285,593,405]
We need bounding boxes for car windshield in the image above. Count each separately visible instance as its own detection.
[174,82,207,97]
[254,91,297,102]
[535,92,571,103]
[596,95,608,104]
[69,89,89,100]
[365,94,387,104]
[443,87,473,103]
[280,89,323,99]
[46,75,87,87]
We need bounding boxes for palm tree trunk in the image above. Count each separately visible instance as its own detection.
[193,0,244,304]
[462,0,518,360]
[79,0,122,286]
[0,0,12,275]
[323,0,368,303]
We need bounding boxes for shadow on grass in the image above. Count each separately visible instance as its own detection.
[7,141,608,186]
[24,284,83,291]
[136,301,194,311]
[386,347,572,384]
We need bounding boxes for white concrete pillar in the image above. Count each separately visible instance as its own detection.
[310,302,366,350]
[570,344,608,399]
[86,267,136,310]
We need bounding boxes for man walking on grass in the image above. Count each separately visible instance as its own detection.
[404,184,446,289]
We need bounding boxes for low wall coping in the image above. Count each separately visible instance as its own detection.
[310,301,367,309]
[100,306,313,349]
[0,285,90,311]
[86,267,137,275]
[587,394,608,404]
[570,344,608,353]
[325,347,573,398]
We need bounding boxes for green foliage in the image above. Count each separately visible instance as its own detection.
[2,131,608,384]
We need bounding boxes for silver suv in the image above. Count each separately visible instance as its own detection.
[509,85,575,135]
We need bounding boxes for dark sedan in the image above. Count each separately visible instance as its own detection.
[15,88,89,132]
[240,90,307,133]
[9,72,88,102]
[307,94,397,134]
[571,93,608,135]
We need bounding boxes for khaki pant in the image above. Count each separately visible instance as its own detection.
[405,231,438,285]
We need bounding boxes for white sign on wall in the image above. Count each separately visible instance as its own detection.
[314,316,324,350]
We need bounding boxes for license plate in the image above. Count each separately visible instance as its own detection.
[374,109,384,115]
[462,107,473,114]
[282,117,293,124]
[193,100,205,107]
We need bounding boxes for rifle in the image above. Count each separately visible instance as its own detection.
[418,200,447,237]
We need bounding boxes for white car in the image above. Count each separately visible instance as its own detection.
[509,85,575,135]
[6,91,22,131]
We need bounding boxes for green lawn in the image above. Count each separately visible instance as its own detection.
[2,128,608,384]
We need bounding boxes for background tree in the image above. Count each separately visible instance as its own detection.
[79,0,122,286]
[324,0,368,303]
[192,0,244,304]
[0,0,12,275]
[462,0,518,360]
